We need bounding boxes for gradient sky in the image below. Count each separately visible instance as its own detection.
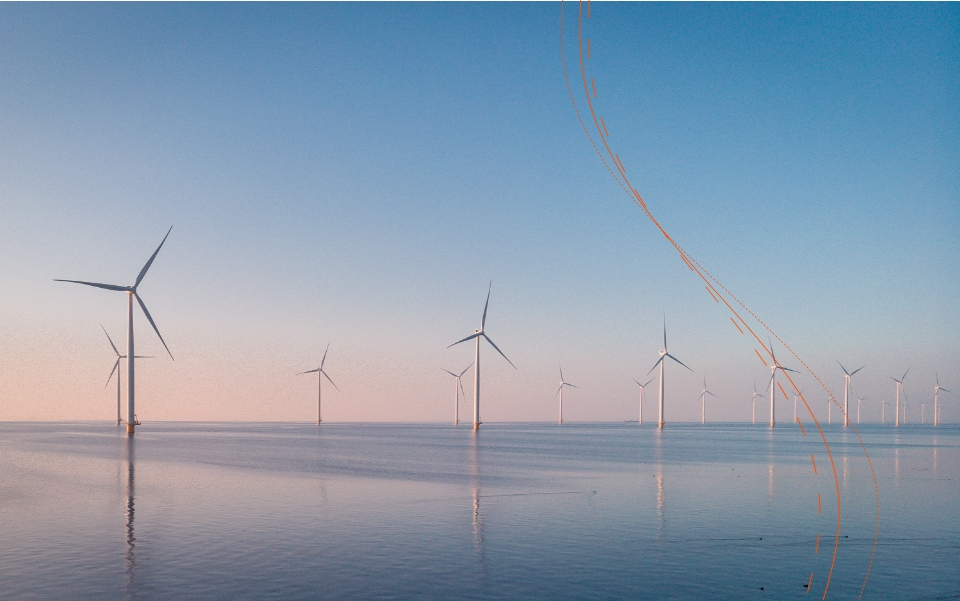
[1,3,957,424]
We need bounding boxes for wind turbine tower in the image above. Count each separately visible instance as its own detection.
[55,227,175,434]
[555,364,579,424]
[838,361,865,427]
[934,374,950,427]
[765,341,797,428]
[298,343,339,425]
[891,369,908,427]
[633,377,653,425]
[751,383,765,425]
[647,319,692,429]
[442,363,472,425]
[698,377,718,424]
[449,283,516,430]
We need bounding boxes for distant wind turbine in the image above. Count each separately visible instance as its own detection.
[881,400,889,424]
[555,363,579,425]
[633,377,654,425]
[449,282,516,430]
[751,383,765,425]
[647,318,692,429]
[891,369,908,427]
[921,401,929,424]
[826,398,832,424]
[697,377,718,424]
[299,343,339,425]
[101,325,151,426]
[442,363,473,425]
[838,361,865,427]
[55,227,175,434]
[765,340,798,428]
[793,390,803,423]
[857,396,866,425]
[934,374,950,427]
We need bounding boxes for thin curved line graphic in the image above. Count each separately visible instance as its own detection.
[559,2,880,598]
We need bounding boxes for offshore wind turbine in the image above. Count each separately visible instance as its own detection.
[449,282,516,430]
[891,368,909,426]
[765,340,798,428]
[299,343,339,425]
[101,325,151,425]
[633,377,654,425]
[647,319,692,429]
[55,227,175,434]
[857,396,866,424]
[442,363,472,425]
[921,401,929,424]
[555,363,579,425]
[697,377,718,424]
[751,383,765,425]
[881,400,889,424]
[838,361,865,427]
[934,374,950,427]
[793,390,803,423]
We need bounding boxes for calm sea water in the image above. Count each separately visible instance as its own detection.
[1,422,957,600]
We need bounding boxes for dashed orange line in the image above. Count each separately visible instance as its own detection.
[818,493,822,514]
[815,533,821,554]
[591,78,596,98]
[755,348,768,367]
[730,317,743,334]
[601,116,608,136]
[807,572,814,593]
[811,454,818,475]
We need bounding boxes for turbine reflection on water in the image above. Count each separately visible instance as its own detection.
[124,436,136,600]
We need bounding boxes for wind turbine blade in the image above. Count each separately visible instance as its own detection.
[941,387,952,394]
[298,369,320,375]
[633,378,641,387]
[707,391,718,399]
[53,279,128,292]
[135,293,173,360]
[837,360,850,376]
[100,324,120,356]
[646,356,665,376]
[321,343,330,369]
[567,383,580,389]
[559,363,564,382]
[481,281,491,330]
[459,379,466,400]
[482,334,516,369]
[448,333,480,348]
[901,368,909,382]
[134,226,173,288]
[780,366,799,373]
[662,317,667,353]
[442,369,458,377]
[555,384,563,398]
[643,378,654,387]
[133,355,154,359]
[665,353,693,372]
[458,362,473,378]
[850,365,865,377]
[106,357,120,387]
[321,370,340,391]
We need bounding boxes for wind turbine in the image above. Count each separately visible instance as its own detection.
[697,377,718,424]
[765,340,798,428]
[442,363,473,425]
[857,396,866,425]
[299,343,339,425]
[647,318,692,429]
[555,364,579,424]
[632,377,654,425]
[826,399,832,424]
[751,383,765,425]
[449,282,516,430]
[793,390,803,424]
[838,361,865,427]
[934,374,950,427]
[101,325,151,426]
[55,227,175,434]
[921,401,929,424]
[881,400,889,424]
[891,369,908,427]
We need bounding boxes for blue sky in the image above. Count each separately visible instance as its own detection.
[1,3,957,423]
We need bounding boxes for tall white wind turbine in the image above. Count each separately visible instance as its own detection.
[299,343,339,425]
[838,361,865,427]
[646,319,692,429]
[633,377,654,425]
[55,227,175,434]
[697,377,718,424]
[765,341,798,428]
[101,325,151,426]
[442,363,472,425]
[448,282,516,430]
[891,369,908,427]
[751,383,765,425]
[555,363,579,425]
[934,374,950,427]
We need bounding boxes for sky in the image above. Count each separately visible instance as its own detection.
[1,3,957,424]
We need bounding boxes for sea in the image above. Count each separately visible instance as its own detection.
[1,422,957,600]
